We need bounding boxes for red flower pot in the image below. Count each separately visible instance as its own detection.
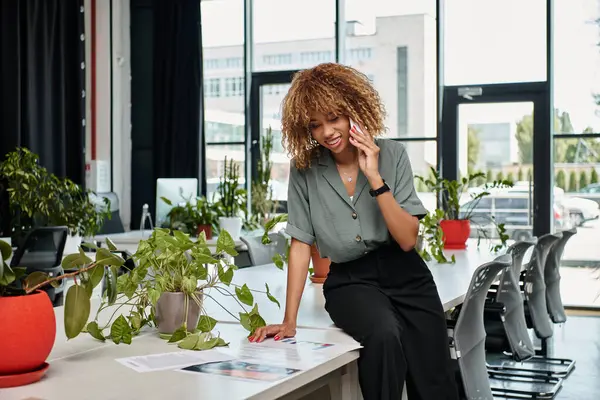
[197,224,213,240]
[309,244,331,284]
[0,291,56,376]
[440,219,471,249]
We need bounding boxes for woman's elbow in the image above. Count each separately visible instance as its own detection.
[399,237,417,252]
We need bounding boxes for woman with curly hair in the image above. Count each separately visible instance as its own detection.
[249,63,458,400]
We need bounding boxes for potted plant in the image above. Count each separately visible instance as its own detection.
[0,148,111,251]
[195,196,219,239]
[0,237,119,387]
[217,157,245,240]
[416,167,512,254]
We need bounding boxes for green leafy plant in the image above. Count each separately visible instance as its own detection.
[0,228,278,351]
[75,228,276,350]
[160,195,220,236]
[217,157,245,218]
[418,209,455,264]
[261,214,290,269]
[0,148,110,242]
[415,167,513,258]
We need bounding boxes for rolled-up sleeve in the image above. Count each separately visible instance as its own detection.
[284,160,316,245]
[393,144,428,220]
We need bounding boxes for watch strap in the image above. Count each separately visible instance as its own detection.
[369,180,390,197]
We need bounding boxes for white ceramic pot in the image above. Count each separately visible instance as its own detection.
[218,216,242,240]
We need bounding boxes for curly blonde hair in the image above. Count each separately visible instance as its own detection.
[280,63,387,169]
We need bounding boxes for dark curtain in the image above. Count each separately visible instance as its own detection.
[153,0,201,179]
[130,0,202,229]
[0,0,85,184]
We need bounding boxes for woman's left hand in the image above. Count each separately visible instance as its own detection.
[349,125,380,180]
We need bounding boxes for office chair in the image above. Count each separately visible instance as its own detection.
[485,238,563,398]
[240,232,288,266]
[447,254,513,400]
[545,227,577,324]
[488,233,575,379]
[10,226,69,307]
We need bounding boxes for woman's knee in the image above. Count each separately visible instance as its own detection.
[363,319,403,349]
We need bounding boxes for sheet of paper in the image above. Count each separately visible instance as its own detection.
[219,337,362,370]
[115,350,234,373]
[180,360,301,382]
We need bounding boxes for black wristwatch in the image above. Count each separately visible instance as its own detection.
[369,180,390,197]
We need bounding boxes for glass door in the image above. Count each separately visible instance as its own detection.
[249,71,297,217]
[441,83,554,240]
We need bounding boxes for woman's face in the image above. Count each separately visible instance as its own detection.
[308,111,351,154]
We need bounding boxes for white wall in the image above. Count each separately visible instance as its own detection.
[85,0,132,230]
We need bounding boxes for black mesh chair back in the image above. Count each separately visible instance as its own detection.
[496,238,537,361]
[454,254,512,400]
[545,227,576,324]
[523,232,562,339]
[10,226,69,306]
[240,232,288,266]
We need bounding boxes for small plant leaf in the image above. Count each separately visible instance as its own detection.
[105,266,118,305]
[0,239,11,261]
[64,285,91,339]
[216,229,238,256]
[86,321,106,341]
[81,241,98,250]
[197,315,217,332]
[106,238,117,251]
[218,265,233,286]
[265,283,280,308]
[111,315,132,344]
[178,333,200,350]
[168,326,188,343]
[23,271,50,292]
[88,265,105,288]
[272,253,284,270]
[95,248,125,267]
[239,312,251,332]
[235,284,253,306]
[61,253,87,270]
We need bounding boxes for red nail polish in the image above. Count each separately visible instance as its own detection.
[274,335,280,340]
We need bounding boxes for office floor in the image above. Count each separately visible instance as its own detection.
[541,313,600,400]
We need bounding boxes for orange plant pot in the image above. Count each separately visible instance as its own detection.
[197,224,213,240]
[0,291,56,386]
[309,244,331,284]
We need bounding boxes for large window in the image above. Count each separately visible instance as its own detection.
[443,0,547,85]
[252,0,335,72]
[344,0,437,139]
[552,1,600,308]
[201,0,246,194]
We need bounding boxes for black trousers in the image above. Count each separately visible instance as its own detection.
[323,242,459,400]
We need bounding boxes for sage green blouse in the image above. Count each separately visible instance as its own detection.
[285,139,428,264]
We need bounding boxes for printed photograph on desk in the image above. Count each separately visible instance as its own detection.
[181,360,300,382]
[276,338,335,351]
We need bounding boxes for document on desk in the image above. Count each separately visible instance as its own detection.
[115,350,234,373]
[220,337,362,370]
[178,338,361,382]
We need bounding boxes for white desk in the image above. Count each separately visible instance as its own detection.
[3,310,359,400]
[204,243,505,329]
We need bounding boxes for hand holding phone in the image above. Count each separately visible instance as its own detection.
[349,118,364,135]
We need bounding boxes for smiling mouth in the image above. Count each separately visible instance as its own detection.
[326,136,341,147]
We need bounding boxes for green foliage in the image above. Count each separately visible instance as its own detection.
[74,228,277,350]
[517,168,524,182]
[217,157,245,218]
[591,168,599,184]
[250,127,279,229]
[160,195,221,236]
[486,170,494,183]
[467,127,480,170]
[261,214,290,269]
[506,172,515,184]
[415,167,513,258]
[579,170,589,190]
[417,209,455,264]
[0,148,111,239]
[495,171,504,182]
[555,170,566,190]
[568,171,578,192]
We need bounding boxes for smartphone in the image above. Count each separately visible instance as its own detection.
[349,118,364,135]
